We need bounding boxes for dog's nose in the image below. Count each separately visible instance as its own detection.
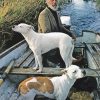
[82,70,86,75]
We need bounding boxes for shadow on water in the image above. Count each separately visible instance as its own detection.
[60,0,100,35]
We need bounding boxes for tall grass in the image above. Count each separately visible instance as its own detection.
[0,0,45,51]
[0,0,44,28]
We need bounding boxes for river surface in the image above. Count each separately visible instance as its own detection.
[60,0,100,35]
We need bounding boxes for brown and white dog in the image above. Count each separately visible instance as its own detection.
[18,65,86,100]
[12,23,75,72]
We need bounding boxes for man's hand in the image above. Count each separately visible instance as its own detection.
[72,34,76,41]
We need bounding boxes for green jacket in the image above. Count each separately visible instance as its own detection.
[38,7,62,33]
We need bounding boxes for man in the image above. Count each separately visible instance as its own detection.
[38,0,76,67]
[38,0,76,39]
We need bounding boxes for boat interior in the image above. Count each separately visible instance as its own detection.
[0,28,100,99]
[0,40,100,100]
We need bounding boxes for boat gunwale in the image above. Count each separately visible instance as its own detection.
[78,30,100,37]
[0,40,25,59]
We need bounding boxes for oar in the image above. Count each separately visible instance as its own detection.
[0,60,15,86]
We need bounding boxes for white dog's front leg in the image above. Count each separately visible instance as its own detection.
[35,54,43,73]
[33,56,39,71]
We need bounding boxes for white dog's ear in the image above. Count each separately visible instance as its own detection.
[31,26,35,30]
[61,69,67,74]
[28,25,35,31]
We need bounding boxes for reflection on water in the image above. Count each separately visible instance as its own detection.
[60,0,100,35]
[73,0,85,9]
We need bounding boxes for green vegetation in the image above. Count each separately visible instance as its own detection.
[0,0,45,51]
[96,0,100,9]
[0,0,45,30]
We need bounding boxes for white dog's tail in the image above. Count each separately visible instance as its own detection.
[67,39,75,67]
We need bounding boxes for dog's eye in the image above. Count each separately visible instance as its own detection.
[73,70,77,73]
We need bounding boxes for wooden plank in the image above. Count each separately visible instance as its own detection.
[28,60,35,67]
[0,60,15,86]
[85,68,100,77]
[87,44,95,54]
[92,44,100,56]
[9,89,19,100]
[1,67,100,77]
[0,40,26,59]
[0,79,11,96]
[14,49,32,67]
[9,67,63,76]
[92,44,100,65]
[87,44,100,67]
[20,53,34,67]
[0,82,17,100]
[86,50,98,69]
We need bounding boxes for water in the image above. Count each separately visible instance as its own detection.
[60,0,100,35]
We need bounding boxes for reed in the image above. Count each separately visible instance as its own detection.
[0,0,45,51]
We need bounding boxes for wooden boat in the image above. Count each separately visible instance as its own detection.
[0,16,100,100]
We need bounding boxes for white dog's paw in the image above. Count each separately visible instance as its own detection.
[36,69,42,73]
[33,67,43,73]
[33,66,38,71]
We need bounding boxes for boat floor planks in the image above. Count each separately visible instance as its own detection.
[0,42,100,100]
[10,67,63,76]
[0,79,17,100]
[14,49,32,67]
[0,82,17,100]
[0,79,11,96]
[0,67,100,77]
[21,53,34,67]
[28,59,35,67]
[92,44,100,56]
[86,43,100,68]
[9,89,19,100]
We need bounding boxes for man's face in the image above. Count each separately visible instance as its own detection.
[46,0,58,10]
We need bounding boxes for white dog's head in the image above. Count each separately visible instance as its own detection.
[12,23,35,34]
[62,65,86,79]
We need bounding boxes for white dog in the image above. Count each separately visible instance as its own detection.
[12,23,74,72]
[18,65,86,100]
